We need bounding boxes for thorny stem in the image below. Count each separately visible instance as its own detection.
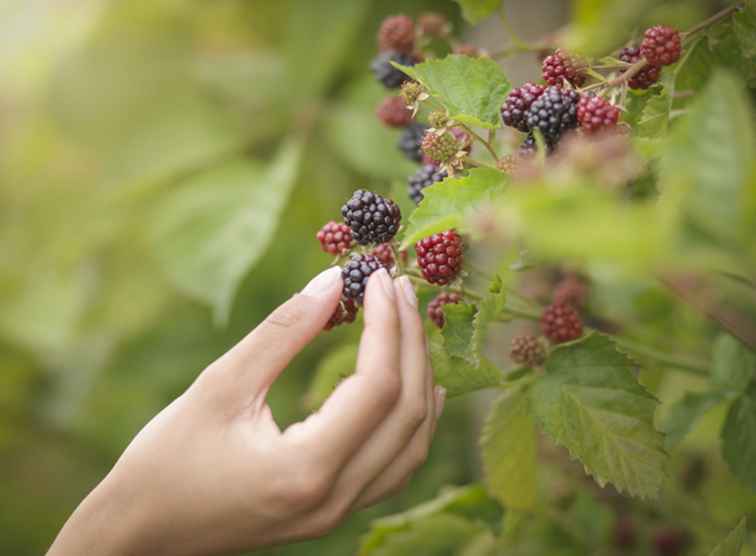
[458,123,500,161]
[682,2,744,39]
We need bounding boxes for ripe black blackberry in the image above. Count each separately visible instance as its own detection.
[398,123,428,162]
[427,291,462,328]
[526,86,580,146]
[377,96,412,127]
[324,297,359,330]
[619,47,661,89]
[371,51,416,89]
[541,302,583,344]
[378,15,415,54]
[415,230,463,285]
[577,95,620,134]
[341,254,383,304]
[408,164,447,204]
[641,25,682,67]
[510,335,547,366]
[316,221,353,256]
[501,82,546,132]
[341,189,402,245]
[542,50,586,87]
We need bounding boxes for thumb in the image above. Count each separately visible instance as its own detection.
[200,267,343,403]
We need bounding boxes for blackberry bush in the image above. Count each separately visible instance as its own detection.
[341,189,401,245]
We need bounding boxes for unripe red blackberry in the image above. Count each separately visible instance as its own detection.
[427,291,463,328]
[553,274,588,309]
[501,82,546,132]
[510,335,547,366]
[641,25,682,67]
[408,164,447,205]
[613,516,638,550]
[378,15,415,54]
[577,94,620,134]
[371,243,396,269]
[418,12,449,37]
[398,123,428,162]
[541,302,583,344]
[415,230,464,285]
[371,51,416,89]
[652,527,691,556]
[542,50,587,87]
[316,221,354,256]
[376,96,412,128]
[324,297,359,330]
[619,47,661,89]
[342,254,382,304]
[341,189,401,245]
[526,86,580,146]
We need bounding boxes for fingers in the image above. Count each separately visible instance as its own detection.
[198,267,343,402]
[284,269,402,472]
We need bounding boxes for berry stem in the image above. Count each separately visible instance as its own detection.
[404,270,484,301]
[458,123,500,161]
[681,3,744,39]
[463,156,498,170]
[612,336,709,376]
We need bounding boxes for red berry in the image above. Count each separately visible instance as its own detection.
[577,95,620,134]
[378,15,415,54]
[371,243,396,269]
[510,335,547,366]
[324,297,359,330]
[619,47,662,89]
[415,230,464,285]
[641,25,682,67]
[652,527,691,556]
[501,82,546,132]
[613,516,637,550]
[541,303,583,344]
[553,274,589,309]
[427,291,463,328]
[316,221,354,256]
[418,12,449,38]
[376,96,412,128]
[542,50,587,87]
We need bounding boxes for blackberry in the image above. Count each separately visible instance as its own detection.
[398,123,428,162]
[652,527,690,556]
[324,297,359,330]
[400,81,425,106]
[553,274,588,309]
[613,516,637,550]
[316,221,353,256]
[341,254,382,304]
[510,335,547,366]
[525,86,580,146]
[377,96,412,127]
[421,129,459,164]
[577,94,620,134]
[641,25,682,67]
[341,189,402,245]
[428,110,449,129]
[415,230,464,285]
[619,47,661,89]
[542,50,586,87]
[519,133,538,157]
[371,51,416,89]
[541,302,583,344]
[501,82,546,132]
[427,291,463,328]
[371,243,395,269]
[418,12,449,38]
[378,15,415,54]
[408,164,447,205]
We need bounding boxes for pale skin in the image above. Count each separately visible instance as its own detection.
[47,266,445,556]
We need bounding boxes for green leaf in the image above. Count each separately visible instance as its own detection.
[708,518,748,556]
[395,55,511,129]
[472,277,507,365]
[150,138,303,324]
[401,168,507,248]
[430,328,502,397]
[721,385,756,490]
[531,334,667,499]
[454,0,501,25]
[442,303,478,363]
[368,514,487,556]
[673,38,716,104]
[303,343,358,410]
[481,384,537,510]
[636,89,671,138]
[712,334,756,394]
[662,391,724,450]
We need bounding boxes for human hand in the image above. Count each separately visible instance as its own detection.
[47,266,444,556]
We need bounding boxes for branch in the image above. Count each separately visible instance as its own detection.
[682,3,744,39]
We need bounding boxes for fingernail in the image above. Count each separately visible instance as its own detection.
[397,276,417,308]
[376,268,395,300]
[301,267,341,297]
[434,386,446,419]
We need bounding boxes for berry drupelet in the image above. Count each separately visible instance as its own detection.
[619,47,661,89]
[316,221,353,256]
[542,50,586,87]
[376,96,412,127]
[408,164,447,205]
[341,254,383,304]
[371,51,416,89]
[541,302,583,344]
[641,25,682,67]
[526,86,580,146]
[510,335,547,366]
[577,95,620,134]
[415,230,464,285]
[398,123,428,162]
[324,297,359,330]
[341,189,402,245]
[427,291,463,328]
[501,82,546,132]
[371,243,396,270]
[378,15,415,54]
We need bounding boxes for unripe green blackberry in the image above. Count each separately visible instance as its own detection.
[400,81,425,106]
[341,189,402,245]
[428,110,450,129]
[510,335,547,366]
[421,129,459,164]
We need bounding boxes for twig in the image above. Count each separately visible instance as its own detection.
[682,3,744,39]
[458,123,500,161]
[404,270,484,301]
[612,336,709,376]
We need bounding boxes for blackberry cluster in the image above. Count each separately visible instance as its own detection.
[427,291,462,328]
[408,164,447,204]
[378,15,415,54]
[641,25,682,67]
[325,298,359,330]
[510,335,547,367]
[316,221,353,256]
[577,94,620,134]
[341,189,401,245]
[371,51,416,89]
[342,254,383,304]
[501,82,545,132]
[541,302,583,344]
[398,123,428,162]
[526,86,580,146]
[376,96,411,128]
[421,129,459,164]
[542,50,586,87]
[619,47,661,89]
[415,230,463,285]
